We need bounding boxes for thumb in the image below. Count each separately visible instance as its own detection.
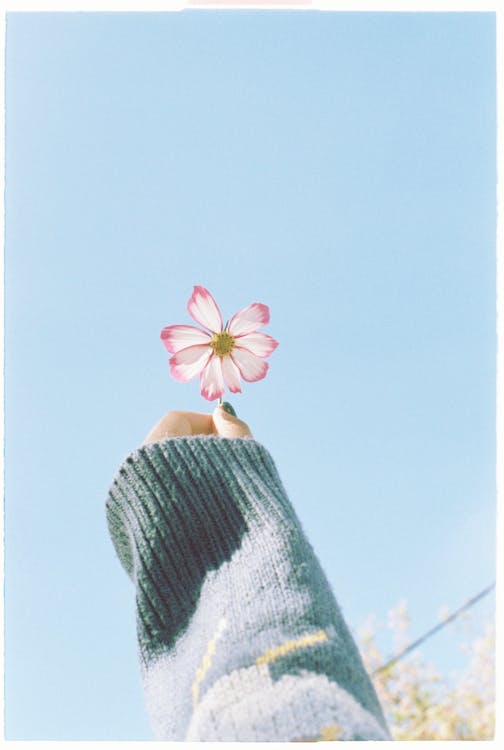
[212,403,253,439]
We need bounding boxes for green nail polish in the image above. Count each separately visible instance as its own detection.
[221,401,237,417]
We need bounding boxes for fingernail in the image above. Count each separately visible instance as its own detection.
[221,401,237,417]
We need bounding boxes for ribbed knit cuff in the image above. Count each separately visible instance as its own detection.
[106,436,287,660]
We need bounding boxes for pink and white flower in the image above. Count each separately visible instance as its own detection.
[161,285,279,401]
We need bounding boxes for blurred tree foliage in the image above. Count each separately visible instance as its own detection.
[359,601,495,740]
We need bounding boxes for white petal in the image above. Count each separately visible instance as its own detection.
[169,345,212,382]
[187,286,223,332]
[228,302,270,336]
[231,347,268,383]
[221,356,242,393]
[161,325,211,354]
[234,332,279,358]
[200,355,225,401]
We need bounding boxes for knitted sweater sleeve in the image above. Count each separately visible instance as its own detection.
[106,436,391,741]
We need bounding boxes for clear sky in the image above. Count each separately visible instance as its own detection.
[4,10,496,741]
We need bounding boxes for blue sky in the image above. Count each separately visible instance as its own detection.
[4,10,496,740]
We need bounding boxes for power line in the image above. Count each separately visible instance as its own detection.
[372,582,496,676]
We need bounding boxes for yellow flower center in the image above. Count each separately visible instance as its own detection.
[211,331,236,357]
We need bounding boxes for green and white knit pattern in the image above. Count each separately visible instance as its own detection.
[106,436,391,741]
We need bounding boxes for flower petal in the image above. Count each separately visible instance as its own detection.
[231,347,269,382]
[161,325,211,354]
[169,344,212,382]
[200,355,225,401]
[228,302,270,336]
[234,332,279,358]
[187,286,223,333]
[221,355,242,393]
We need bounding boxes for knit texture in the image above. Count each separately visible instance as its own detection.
[106,436,391,741]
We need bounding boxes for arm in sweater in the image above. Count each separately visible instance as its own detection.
[106,435,391,741]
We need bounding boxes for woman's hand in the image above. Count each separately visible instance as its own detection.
[144,404,252,444]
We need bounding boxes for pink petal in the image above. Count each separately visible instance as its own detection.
[234,332,279,358]
[160,325,211,354]
[169,344,212,382]
[231,347,269,383]
[228,302,270,336]
[187,286,223,333]
[200,355,225,401]
[221,355,242,393]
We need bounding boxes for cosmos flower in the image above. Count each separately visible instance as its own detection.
[161,285,278,401]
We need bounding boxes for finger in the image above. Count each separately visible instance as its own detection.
[144,411,215,444]
[183,411,216,435]
[212,404,253,439]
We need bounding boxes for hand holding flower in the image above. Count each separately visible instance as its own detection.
[144,404,253,444]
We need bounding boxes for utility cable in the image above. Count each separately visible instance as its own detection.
[372,582,496,676]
